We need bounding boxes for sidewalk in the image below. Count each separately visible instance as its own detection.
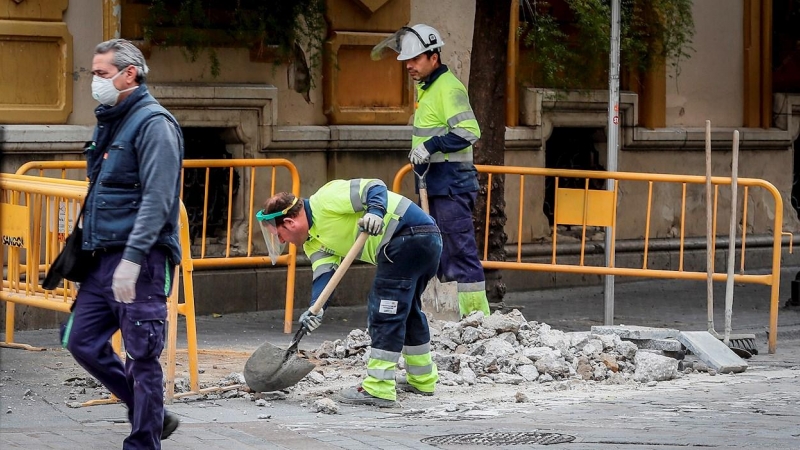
[2,268,800,449]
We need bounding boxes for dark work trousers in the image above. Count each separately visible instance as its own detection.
[60,248,172,450]
[368,231,443,354]
[427,192,486,284]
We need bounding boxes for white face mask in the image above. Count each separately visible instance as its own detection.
[91,70,137,106]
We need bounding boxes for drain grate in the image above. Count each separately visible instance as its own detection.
[421,431,576,446]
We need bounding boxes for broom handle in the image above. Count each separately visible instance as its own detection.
[705,120,716,336]
[309,231,369,315]
[724,130,740,345]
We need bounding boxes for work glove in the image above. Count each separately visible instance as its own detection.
[408,143,430,165]
[299,308,324,331]
[112,259,141,304]
[357,212,384,236]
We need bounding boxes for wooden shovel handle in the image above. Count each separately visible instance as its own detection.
[419,186,430,214]
[308,231,369,315]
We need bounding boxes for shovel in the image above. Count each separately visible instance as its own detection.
[414,164,461,322]
[244,231,369,392]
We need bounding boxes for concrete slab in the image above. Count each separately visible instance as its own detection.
[628,338,684,352]
[677,331,748,373]
[591,325,680,340]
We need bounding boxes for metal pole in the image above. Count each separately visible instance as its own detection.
[604,0,621,325]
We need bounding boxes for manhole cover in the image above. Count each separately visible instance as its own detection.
[421,431,576,446]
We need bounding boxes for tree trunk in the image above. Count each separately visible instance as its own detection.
[469,0,510,304]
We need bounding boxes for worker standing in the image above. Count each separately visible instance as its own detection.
[258,179,442,406]
[376,24,491,317]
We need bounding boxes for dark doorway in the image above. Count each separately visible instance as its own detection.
[773,0,800,93]
[792,135,800,219]
[181,127,240,242]
[543,127,606,226]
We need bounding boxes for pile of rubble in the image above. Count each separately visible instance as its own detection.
[307,310,681,387]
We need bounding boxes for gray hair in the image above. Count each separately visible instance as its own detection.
[94,39,149,83]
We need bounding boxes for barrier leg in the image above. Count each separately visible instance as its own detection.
[164,266,180,405]
[180,264,200,393]
[0,302,46,351]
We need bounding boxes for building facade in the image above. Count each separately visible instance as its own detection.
[2,0,799,325]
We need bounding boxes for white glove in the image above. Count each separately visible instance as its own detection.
[299,308,324,331]
[357,212,384,236]
[112,259,141,304]
[408,143,430,165]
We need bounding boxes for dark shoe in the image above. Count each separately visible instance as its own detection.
[162,410,180,440]
[397,380,434,396]
[783,298,800,310]
[337,386,396,408]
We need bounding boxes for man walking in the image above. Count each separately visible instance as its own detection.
[258,178,442,406]
[60,38,183,449]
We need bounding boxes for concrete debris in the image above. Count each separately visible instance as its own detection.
[62,377,101,388]
[255,391,286,401]
[305,309,697,386]
[514,391,530,403]
[592,325,680,340]
[313,398,339,414]
[633,351,679,382]
[191,311,726,400]
[173,378,191,393]
[629,338,683,352]
[221,372,246,386]
[223,390,240,399]
[306,371,325,384]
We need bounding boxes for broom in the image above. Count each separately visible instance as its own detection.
[705,122,757,356]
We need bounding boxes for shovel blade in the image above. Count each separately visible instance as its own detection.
[244,341,315,392]
[421,279,461,322]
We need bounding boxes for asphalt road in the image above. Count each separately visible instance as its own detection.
[2,268,800,449]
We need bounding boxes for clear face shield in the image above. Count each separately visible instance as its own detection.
[255,197,299,265]
[370,26,425,61]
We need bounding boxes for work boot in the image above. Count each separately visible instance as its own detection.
[336,385,396,408]
[396,380,433,396]
[783,298,800,310]
[162,410,180,440]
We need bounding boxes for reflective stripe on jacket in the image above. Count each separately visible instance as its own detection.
[304,179,417,279]
[412,68,480,196]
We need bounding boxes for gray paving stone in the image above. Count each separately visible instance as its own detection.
[677,331,748,373]
[591,325,680,340]
[627,338,684,351]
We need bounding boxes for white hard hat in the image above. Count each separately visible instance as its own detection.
[396,24,444,61]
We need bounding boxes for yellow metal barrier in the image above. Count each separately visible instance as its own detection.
[1,174,123,405]
[393,164,786,354]
[4,158,301,404]
[16,159,302,333]
[1,174,86,349]
[1,175,241,404]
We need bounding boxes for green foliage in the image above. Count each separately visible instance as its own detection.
[143,0,326,79]
[519,0,695,89]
